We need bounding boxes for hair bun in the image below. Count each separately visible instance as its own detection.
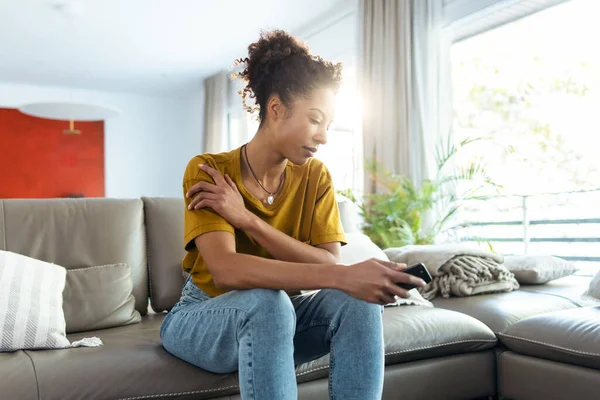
[233,29,342,119]
[242,30,310,96]
[249,30,309,69]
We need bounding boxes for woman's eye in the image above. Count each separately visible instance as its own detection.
[310,119,321,125]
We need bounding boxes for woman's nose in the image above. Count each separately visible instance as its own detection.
[314,130,328,146]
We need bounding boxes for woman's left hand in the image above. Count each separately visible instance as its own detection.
[186,164,253,229]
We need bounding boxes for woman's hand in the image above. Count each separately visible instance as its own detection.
[338,259,427,305]
[186,164,253,229]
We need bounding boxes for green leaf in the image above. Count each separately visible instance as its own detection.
[359,135,501,248]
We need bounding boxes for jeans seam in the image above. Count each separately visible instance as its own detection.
[248,329,255,400]
[295,319,331,334]
[175,307,249,318]
[327,320,338,400]
[329,341,335,400]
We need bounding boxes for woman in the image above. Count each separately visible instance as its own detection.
[160,30,426,400]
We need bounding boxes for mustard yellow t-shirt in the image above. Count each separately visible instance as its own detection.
[182,146,347,297]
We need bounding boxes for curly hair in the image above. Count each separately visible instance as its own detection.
[232,30,343,122]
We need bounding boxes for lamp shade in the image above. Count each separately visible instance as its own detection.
[18,102,120,121]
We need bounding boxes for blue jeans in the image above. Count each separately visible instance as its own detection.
[160,278,384,400]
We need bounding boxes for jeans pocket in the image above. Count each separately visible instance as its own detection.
[182,279,211,303]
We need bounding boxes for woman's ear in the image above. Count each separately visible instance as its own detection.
[266,95,285,122]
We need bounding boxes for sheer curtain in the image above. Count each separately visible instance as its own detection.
[202,71,251,154]
[202,71,229,154]
[226,75,252,149]
[359,0,450,195]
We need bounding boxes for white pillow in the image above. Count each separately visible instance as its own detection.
[503,255,578,284]
[341,232,389,265]
[0,251,71,351]
[584,269,600,299]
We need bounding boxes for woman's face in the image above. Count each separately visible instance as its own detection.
[273,87,336,165]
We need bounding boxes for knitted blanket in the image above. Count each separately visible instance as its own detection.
[385,245,519,300]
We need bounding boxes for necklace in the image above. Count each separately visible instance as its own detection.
[243,144,286,205]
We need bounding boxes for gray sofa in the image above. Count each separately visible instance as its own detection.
[0,197,598,400]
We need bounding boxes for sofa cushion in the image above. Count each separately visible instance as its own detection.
[340,231,388,264]
[0,351,38,400]
[498,351,600,400]
[142,197,186,313]
[504,255,578,284]
[295,305,497,381]
[294,352,496,400]
[520,275,594,299]
[432,288,583,333]
[584,268,600,299]
[25,305,496,400]
[63,263,142,333]
[498,306,600,370]
[336,196,362,233]
[27,314,241,400]
[0,198,148,315]
[0,250,70,351]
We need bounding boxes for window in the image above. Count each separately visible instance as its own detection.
[314,59,362,192]
[450,0,600,274]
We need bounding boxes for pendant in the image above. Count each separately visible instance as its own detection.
[267,195,274,205]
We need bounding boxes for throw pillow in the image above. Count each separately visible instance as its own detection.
[503,255,578,284]
[0,251,71,351]
[340,232,389,265]
[63,263,141,333]
[584,269,600,299]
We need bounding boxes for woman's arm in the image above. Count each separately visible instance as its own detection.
[197,231,425,304]
[198,232,339,290]
[242,214,340,264]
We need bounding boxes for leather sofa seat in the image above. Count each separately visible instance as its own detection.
[21,304,496,400]
[498,306,600,369]
[431,277,590,333]
[497,306,600,400]
[498,352,600,400]
[296,305,497,382]
[214,353,497,400]
[519,275,595,300]
[0,352,38,400]
[27,314,240,400]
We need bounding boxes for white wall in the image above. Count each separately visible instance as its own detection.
[443,0,512,24]
[0,82,204,198]
[295,0,358,61]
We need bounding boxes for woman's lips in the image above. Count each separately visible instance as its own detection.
[303,146,317,156]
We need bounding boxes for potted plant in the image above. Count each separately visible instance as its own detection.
[338,136,502,249]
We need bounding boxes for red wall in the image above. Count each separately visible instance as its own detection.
[0,108,105,198]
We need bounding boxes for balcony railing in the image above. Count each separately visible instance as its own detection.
[453,189,600,275]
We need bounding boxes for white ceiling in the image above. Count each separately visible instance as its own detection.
[0,0,345,96]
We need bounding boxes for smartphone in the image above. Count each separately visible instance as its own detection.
[396,263,433,290]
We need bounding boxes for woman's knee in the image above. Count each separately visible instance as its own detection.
[242,289,295,323]
[323,289,383,320]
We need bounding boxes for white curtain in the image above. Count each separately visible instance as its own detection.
[226,75,252,149]
[202,71,229,154]
[202,71,251,154]
[359,0,450,195]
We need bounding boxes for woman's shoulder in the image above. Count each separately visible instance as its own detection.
[183,148,239,180]
[291,157,331,179]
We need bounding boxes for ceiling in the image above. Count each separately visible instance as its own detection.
[0,0,345,96]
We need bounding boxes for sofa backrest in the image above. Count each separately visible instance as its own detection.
[142,197,186,313]
[0,198,148,315]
